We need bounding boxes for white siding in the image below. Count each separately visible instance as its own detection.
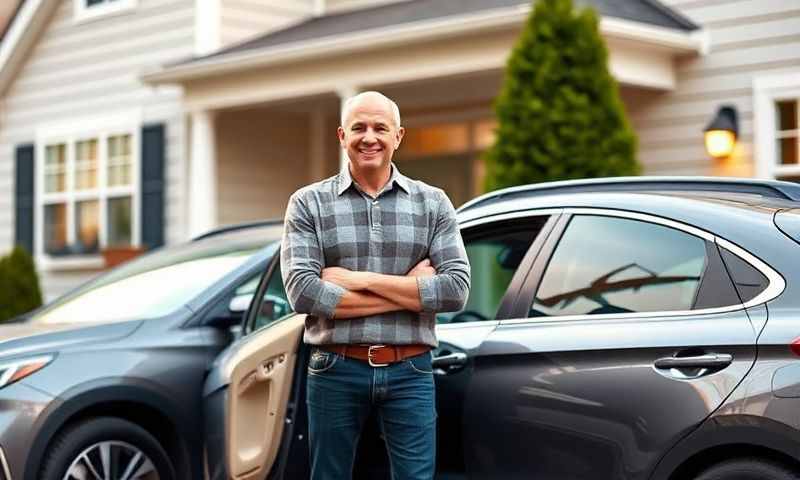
[0,0,195,300]
[629,0,800,176]
[219,0,313,47]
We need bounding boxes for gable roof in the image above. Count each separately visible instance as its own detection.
[0,0,59,96]
[183,0,698,66]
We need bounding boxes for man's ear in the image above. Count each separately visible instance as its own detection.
[337,126,346,148]
[395,126,405,148]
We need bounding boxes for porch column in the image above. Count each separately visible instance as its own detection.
[309,109,327,182]
[189,109,218,238]
[337,86,360,172]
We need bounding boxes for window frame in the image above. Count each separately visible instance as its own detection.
[443,209,562,327]
[242,252,288,336]
[35,111,142,271]
[754,72,800,180]
[74,0,137,23]
[503,208,785,325]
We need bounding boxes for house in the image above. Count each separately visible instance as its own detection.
[2,0,799,301]
[0,0,315,300]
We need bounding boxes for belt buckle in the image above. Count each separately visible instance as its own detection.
[367,345,389,367]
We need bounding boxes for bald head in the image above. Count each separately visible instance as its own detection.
[340,91,401,128]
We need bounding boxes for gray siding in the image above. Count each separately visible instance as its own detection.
[630,0,800,176]
[325,0,408,13]
[0,0,194,300]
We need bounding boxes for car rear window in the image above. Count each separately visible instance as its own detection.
[718,248,769,304]
[775,208,800,245]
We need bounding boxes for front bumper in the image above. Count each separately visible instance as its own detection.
[0,381,57,480]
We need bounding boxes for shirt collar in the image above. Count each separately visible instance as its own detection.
[337,162,410,196]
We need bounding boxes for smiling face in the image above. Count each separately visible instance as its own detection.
[338,93,404,175]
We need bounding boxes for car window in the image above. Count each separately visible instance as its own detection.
[251,262,294,332]
[718,247,769,303]
[31,227,281,325]
[436,216,549,324]
[530,215,707,317]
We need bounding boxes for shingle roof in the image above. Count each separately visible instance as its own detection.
[184,0,698,65]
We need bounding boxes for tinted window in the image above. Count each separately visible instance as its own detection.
[437,217,548,324]
[252,262,294,331]
[530,215,707,317]
[719,247,769,303]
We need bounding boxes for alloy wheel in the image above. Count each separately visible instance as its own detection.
[62,440,159,480]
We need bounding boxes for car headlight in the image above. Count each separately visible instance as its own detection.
[0,355,54,389]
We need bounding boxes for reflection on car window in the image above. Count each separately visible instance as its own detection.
[530,215,706,318]
[436,217,548,324]
[252,262,293,331]
[31,227,281,325]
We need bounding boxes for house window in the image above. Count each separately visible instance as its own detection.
[754,73,800,181]
[777,100,798,166]
[400,118,497,158]
[38,122,139,263]
[74,0,136,22]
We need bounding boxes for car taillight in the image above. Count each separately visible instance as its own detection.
[790,337,800,357]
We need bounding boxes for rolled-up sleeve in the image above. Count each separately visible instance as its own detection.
[281,192,346,318]
[416,190,471,313]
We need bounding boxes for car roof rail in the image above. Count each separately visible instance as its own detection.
[458,176,800,212]
[191,219,284,241]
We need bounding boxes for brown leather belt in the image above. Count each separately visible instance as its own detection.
[320,344,430,367]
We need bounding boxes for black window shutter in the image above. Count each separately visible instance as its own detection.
[141,124,165,250]
[15,144,35,254]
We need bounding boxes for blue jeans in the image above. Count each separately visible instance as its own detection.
[306,346,437,480]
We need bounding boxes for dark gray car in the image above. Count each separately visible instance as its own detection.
[4,177,800,480]
[203,177,800,480]
[0,221,284,480]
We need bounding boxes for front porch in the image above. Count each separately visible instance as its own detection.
[160,7,706,238]
[190,71,669,237]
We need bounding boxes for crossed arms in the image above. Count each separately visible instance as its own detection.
[280,190,470,320]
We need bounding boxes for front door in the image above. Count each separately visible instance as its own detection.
[464,211,758,480]
[203,255,300,480]
[433,212,559,478]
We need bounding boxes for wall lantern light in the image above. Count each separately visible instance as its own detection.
[704,105,738,159]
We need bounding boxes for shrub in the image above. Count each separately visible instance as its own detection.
[483,0,639,192]
[0,246,43,322]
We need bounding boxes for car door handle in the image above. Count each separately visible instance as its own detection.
[654,353,733,370]
[432,352,467,369]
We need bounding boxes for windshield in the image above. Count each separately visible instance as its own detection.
[31,225,283,325]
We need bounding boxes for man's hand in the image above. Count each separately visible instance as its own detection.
[407,258,436,278]
[321,266,370,291]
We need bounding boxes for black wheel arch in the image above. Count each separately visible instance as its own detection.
[24,378,196,480]
[650,415,800,480]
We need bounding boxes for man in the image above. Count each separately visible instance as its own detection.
[281,91,470,480]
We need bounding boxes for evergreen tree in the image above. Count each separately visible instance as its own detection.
[0,246,43,322]
[483,0,639,192]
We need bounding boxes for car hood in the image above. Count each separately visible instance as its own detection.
[0,320,143,360]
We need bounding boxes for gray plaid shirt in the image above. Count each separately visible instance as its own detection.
[280,163,470,347]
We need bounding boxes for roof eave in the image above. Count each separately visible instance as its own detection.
[0,0,57,97]
[142,4,705,85]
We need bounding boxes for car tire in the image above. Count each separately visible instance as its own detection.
[40,416,176,480]
[695,458,800,480]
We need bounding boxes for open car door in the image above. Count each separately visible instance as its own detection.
[204,304,305,480]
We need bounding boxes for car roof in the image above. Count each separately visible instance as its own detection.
[458,176,800,213]
[459,188,793,257]
[191,219,284,241]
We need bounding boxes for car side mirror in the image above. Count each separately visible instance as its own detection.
[206,294,253,330]
[229,294,254,313]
